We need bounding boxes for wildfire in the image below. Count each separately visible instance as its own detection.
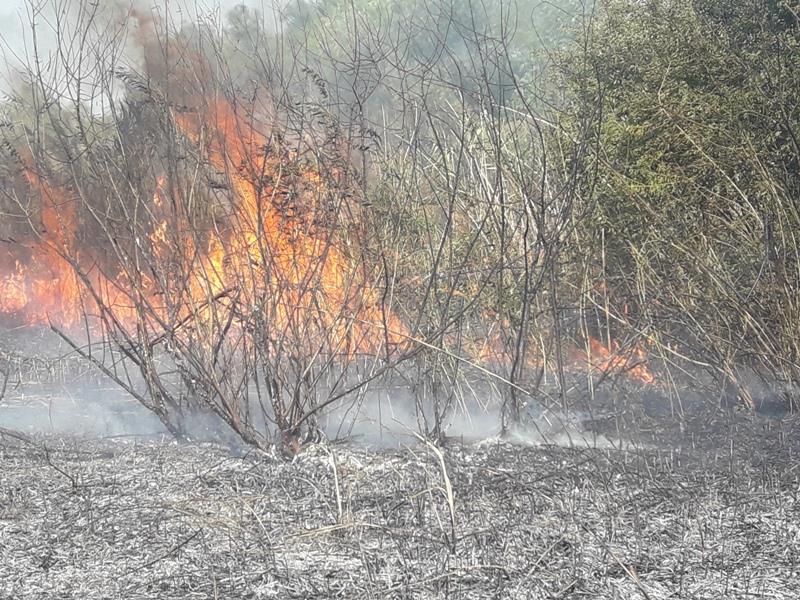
[0,261,27,314]
[0,26,655,384]
[471,312,656,385]
[578,337,656,385]
[0,161,84,327]
[169,98,409,355]
[0,125,656,384]
[0,94,407,359]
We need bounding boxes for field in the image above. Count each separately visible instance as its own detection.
[1,410,798,599]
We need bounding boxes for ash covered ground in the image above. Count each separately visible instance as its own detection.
[1,404,799,599]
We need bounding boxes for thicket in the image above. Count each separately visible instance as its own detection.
[565,0,800,407]
[0,0,797,448]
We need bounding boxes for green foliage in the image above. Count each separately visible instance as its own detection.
[564,0,800,376]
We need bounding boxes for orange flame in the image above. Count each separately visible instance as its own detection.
[469,312,656,385]
[0,80,654,386]
[0,162,85,327]
[578,337,656,385]
[169,99,408,355]
[0,99,407,360]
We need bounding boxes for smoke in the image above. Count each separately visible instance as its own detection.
[0,382,165,437]
[0,328,616,448]
[0,0,280,93]
[315,385,626,450]
[1,325,791,448]
[0,374,625,450]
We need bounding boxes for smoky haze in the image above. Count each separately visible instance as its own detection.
[0,0,281,91]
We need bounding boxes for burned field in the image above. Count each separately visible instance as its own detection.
[1,415,799,600]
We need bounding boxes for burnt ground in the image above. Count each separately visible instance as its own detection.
[1,411,799,600]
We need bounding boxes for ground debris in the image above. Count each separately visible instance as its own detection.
[0,434,798,599]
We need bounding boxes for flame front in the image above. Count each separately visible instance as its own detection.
[169,99,409,355]
[0,163,83,327]
[0,97,655,384]
[0,98,407,359]
[575,337,656,385]
[471,311,656,385]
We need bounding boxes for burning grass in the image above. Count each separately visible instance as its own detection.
[1,425,798,599]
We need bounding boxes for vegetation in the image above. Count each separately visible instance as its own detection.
[567,0,800,405]
[0,0,797,449]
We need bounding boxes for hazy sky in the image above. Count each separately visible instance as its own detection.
[0,0,276,89]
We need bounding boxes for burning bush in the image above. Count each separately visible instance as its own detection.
[0,3,420,448]
[8,0,790,450]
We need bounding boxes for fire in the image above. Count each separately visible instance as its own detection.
[0,261,27,314]
[0,96,406,359]
[470,312,656,385]
[0,162,85,327]
[0,27,653,383]
[578,337,656,385]
[169,99,409,355]
[0,129,656,384]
